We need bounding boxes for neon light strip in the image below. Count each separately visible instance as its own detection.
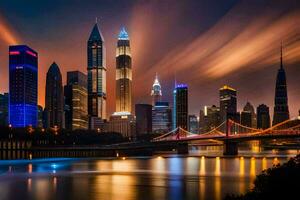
[26,50,37,57]
[9,51,20,55]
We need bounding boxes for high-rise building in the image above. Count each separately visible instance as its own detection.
[108,113,135,138]
[152,102,172,133]
[203,105,221,132]
[135,104,152,135]
[174,84,188,130]
[151,74,162,106]
[64,71,88,130]
[198,109,205,133]
[257,104,270,130]
[87,22,107,129]
[172,88,177,130]
[188,115,198,134]
[220,85,237,122]
[241,111,252,127]
[0,93,9,126]
[115,27,132,114]
[272,46,289,126]
[45,62,64,129]
[243,102,257,128]
[37,105,44,128]
[9,45,38,127]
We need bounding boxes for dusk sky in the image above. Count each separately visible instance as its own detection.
[0,0,300,117]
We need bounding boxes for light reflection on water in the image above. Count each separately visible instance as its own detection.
[0,148,296,200]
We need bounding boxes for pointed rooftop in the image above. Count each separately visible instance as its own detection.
[48,62,61,75]
[88,23,104,41]
[153,73,161,87]
[280,43,283,69]
[118,27,129,40]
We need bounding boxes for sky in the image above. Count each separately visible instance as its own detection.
[0,0,300,118]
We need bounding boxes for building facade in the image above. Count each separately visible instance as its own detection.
[241,111,252,128]
[243,102,257,128]
[151,74,162,106]
[64,71,88,130]
[108,113,135,138]
[135,104,152,135]
[116,27,132,114]
[203,105,221,132]
[188,115,198,134]
[257,104,270,129]
[45,62,64,128]
[220,85,237,122]
[152,102,172,133]
[9,45,38,127]
[273,46,289,126]
[0,93,9,127]
[87,22,107,129]
[175,84,188,130]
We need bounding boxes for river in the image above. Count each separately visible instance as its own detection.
[0,143,299,200]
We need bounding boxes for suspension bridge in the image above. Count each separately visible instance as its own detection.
[152,118,300,155]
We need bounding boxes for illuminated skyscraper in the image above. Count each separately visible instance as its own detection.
[9,45,38,127]
[45,62,64,129]
[219,85,237,122]
[151,74,162,106]
[152,102,172,133]
[64,71,88,130]
[272,46,289,126]
[115,27,132,113]
[174,84,188,130]
[87,22,106,129]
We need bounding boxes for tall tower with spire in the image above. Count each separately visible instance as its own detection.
[87,21,106,129]
[115,27,132,114]
[151,74,162,106]
[272,44,290,126]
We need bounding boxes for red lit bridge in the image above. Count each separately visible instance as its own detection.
[152,118,300,155]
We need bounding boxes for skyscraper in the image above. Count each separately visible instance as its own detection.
[203,105,221,132]
[151,74,162,106]
[135,104,152,135]
[243,102,257,128]
[45,62,64,129]
[272,45,289,126]
[64,71,88,130]
[116,27,132,114]
[9,45,38,127]
[257,104,270,129]
[152,102,172,133]
[241,111,252,127]
[219,85,237,122]
[174,84,188,130]
[87,22,106,129]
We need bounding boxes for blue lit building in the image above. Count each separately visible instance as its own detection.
[174,84,188,130]
[9,45,38,127]
[152,102,172,134]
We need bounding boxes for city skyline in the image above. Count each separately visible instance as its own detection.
[0,0,300,117]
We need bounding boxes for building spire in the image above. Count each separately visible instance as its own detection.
[95,17,98,24]
[280,42,283,69]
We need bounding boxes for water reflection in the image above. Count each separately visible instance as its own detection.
[0,155,292,200]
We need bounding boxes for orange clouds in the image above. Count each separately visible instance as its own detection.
[0,15,19,45]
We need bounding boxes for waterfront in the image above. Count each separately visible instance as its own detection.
[0,145,299,200]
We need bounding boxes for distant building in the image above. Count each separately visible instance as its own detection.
[135,104,152,135]
[174,84,188,130]
[257,104,270,129]
[87,22,107,129]
[198,109,205,133]
[273,45,289,126]
[37,105,44,128]
[116,27,132,114]
[203,105,221,132]
[9,45,38,127]
[220,85,237,122]
[151,74,162,106]
[241,111,252,128]
[152,102,172,134]
[45,62,64,129]
[188,115,198,133]
[64,71,88,130]
[0,93,9,126]
[108,112,135,138]
[243,102,257,128]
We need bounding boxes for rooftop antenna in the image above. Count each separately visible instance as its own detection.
[280,42,283,69]
[95,17,98,24]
